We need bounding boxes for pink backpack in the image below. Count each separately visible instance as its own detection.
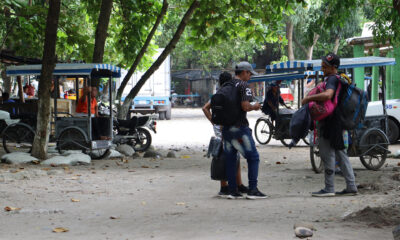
[307,77,341,121]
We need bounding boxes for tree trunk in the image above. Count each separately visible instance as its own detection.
[394,0,400,16]
[92,0,113,63]
[118,0,200,119]
[1,68,12,94]
[286,20,295,61]
[333,35,340,54]
[31,0,61,160]
[306,33,320,60]
[17,76,24,103]
[116,0,169,106]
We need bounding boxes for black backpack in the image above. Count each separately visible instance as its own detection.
[210,81,241,126]
[336,74,369,130]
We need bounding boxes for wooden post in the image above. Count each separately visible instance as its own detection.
[17,76,25,103]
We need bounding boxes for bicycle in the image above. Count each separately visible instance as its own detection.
[254,115,310,147]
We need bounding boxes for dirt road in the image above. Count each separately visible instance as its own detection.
[0,108,399,239]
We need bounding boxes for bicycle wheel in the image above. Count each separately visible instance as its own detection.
[2,123,35,153]
[254,118,272,145]
[310,145,323,173]
[359,128,389,171]
[280,139,291,147]
[57,127,89,154]
[130,128,152,152]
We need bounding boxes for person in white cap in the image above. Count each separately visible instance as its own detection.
[222,61,267,199]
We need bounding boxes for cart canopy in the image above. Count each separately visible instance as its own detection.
[250,56,396,83]
[6,63,121,78]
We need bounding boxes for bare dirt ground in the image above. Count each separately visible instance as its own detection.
[1,108,400,240]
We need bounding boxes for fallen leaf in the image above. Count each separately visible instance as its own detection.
[32,160,40,165]
[50,163,57,167]
[123,159,129,163]
[128,170,135,172]
[110,216,119,219]
[42,168,50,171]
[276,161,282,164]
[181,155,191,159]
[141,165,149,168]
[71,198,80,202]
[53,227,69,233]
[63,167,70,171]
[4,206,21,211]
[176,202,185,206]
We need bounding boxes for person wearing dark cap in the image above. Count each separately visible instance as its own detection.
[301,53,358,197]
[222,61,267,199]
[261,81,291,124]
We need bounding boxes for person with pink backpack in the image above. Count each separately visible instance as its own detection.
[301,53,358,197]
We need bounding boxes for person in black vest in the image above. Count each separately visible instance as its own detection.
[222,62,267,199]
[301,53,358,197]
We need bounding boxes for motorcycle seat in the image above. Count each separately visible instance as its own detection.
[116,116,149,129]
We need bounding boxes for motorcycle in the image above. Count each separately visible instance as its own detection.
[98,103,157,152]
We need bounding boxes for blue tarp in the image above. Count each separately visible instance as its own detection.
[6,63,121,78]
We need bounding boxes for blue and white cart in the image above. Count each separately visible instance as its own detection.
[250,56,395,172]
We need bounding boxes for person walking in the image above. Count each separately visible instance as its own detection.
[222,62,267,199]
[202,71,248,198]
[301,53,358,197]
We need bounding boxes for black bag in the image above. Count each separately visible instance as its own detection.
[207,136,222,158]
[210,145,226,181]
[289,103,311,144]
[336,76,369,130]
[210,81,240,126]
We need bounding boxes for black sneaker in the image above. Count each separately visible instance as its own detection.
[227,191,244,199]
[218,186,229,198]
[311,189,335,197]
[246,188,268,199]
[335,189,358,196]
[238,184,249,194]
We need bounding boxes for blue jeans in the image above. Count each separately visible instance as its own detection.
[222,126,260,192]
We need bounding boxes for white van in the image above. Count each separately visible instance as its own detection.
[366,99,400,143]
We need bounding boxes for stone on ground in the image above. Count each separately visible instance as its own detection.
[41,153,91,166]
[294,227,313,238]
[143,149,162,158]
[294,222,316,231]
[116,144,135,156]
[108,149,123,158]
[1,152,38,164]
[166,151,177,158]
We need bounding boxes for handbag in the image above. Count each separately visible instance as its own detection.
[210,145,226,181]
[308,80,341,121]
[207,136,222,158]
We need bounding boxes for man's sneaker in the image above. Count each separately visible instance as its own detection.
[217,186,229,198]
[227,191,244,199]
[238,184,249,194]
[335,189,358,196]
[311,189,335,197]
[246,188,268,199]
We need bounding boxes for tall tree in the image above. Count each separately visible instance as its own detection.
[92,0,113,63]
[31,0,61,159]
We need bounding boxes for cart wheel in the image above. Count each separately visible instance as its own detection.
[2,123,35,153]
[280,139,291,147]
[310,145,323,173]
[130,127,152,152]
[359,128,389,171]
[254,118,272,145]
[57,127,89,154]
[90,149,111,160]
